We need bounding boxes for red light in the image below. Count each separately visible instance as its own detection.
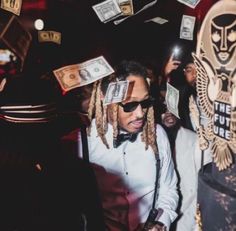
[22,0,47,11]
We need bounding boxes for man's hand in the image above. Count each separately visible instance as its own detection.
[164,55,181,76]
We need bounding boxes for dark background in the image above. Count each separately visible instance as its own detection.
[0,0,220,110]
[19,0,219,74]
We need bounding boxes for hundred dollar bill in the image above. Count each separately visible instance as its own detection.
[180,15,196,40]
[104,80,129,105]
[144,16,168,24]
[118,0,134,16]
[53,56,114,92]
[114,0,157,25]
[38,31,61,44]
[92,0,122,23]
[1,0,22,16]
[166,83,180,118]
[177,0,200,9]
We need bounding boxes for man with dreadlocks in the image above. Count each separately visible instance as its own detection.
[78,60,178,231]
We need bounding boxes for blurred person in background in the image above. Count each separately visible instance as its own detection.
[161,109,211,231]
[160,53,197,131]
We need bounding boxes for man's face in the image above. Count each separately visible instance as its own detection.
[161,111,177,128]
[184,63,196,86]
[117,75,149,133]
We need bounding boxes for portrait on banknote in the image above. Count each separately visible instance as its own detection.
[79,69,91,81]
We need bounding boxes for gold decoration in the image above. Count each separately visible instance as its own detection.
[205,121,214,141]
[119,0,134,16]
[1,0,22,16]
[189,95,209,150]
[193,0,236,170]
[211,137,233,170]
[195,204,203,231]
[38,31,62,45]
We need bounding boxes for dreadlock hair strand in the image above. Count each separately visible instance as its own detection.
[87,81,98,135]
[94,80,109,149]
[111,104,119,142]
[147,106,158,154]
[102,103,108,134]
[88,81,98,122]
[141,117,148,150]
[141,106,158,154]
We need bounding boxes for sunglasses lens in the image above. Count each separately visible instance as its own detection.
[120,98,154,112]
[140,99,152,108]
[123,102,139,112]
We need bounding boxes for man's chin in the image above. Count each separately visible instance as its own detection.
[128,125,143,134]
[120,126,142,134]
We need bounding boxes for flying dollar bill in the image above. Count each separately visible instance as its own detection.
[177,0,200,9]
[118,0,134,16]
[53,56,114,92]
[38,31,61,44]
[92,0,122,23]
[1,0,22,15]
[144,16,168,24]
[104,80,129,105]
[166,83,180,118]
[113,0,157,25]
[180,15,196,40]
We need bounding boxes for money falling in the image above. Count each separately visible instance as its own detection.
[53,56,114,92]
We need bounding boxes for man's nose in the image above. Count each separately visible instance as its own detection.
[133,104,144,118]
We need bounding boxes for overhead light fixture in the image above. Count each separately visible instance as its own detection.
[34,19,44,30]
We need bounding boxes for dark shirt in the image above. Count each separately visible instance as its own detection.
[178,84,196,131]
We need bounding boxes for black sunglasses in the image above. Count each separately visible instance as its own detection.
[119,98,155,112]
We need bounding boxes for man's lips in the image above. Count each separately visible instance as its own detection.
[130,120,144,128]
[165,117,175,123]
[163,115,176,127]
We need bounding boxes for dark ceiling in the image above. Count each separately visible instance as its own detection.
[0,0,220,122]
[19,0,218,73]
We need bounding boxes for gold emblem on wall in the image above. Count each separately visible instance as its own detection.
[192,0,236,170]
[195,204,203,231]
